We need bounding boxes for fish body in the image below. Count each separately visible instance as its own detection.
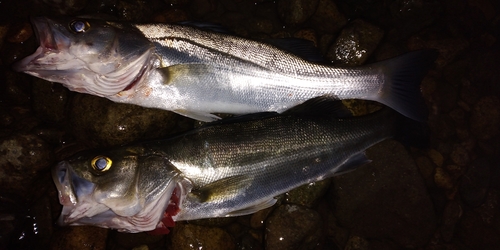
[52,101,418,233]
[14,17,435,121]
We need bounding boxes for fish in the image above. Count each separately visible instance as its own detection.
[51,99,425,233]
[13,16,436,122]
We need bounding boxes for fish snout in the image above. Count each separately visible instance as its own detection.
[52,161,77,206]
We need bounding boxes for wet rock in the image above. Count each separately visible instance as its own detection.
[285,179,331,207]
[317,201,349,248]
[0,107,14,128]
[0,133,53,194]
[431,80,460,114]
[428,115,456,140]
[0,24,9,51]
[475,189,500,227]
[415,156,436,187]
[33,126,71,146]
[460,157,492,207]
[277,0,319,25]
[170,223,236,250]
[469,48,500,94]
[265,204,322,250]
[427,149,444,167]
[245,17,274,34]
[442,58,467,88]
[250,206,274,229]
[40,0,87,15]
[449,144,470,167]
[32,80,69,123]
[470,96,500,140]
[388,0,441,40]
[50,226,108,250]
[189,216,236,227]
[330,140,436,248]
[341,99,378,116]
[448,107,467,127]
[0,107,40,135]
[190,0,218,18]
[445,164,465,182]
[326,19,384,65]
[154,8,190,23]
[439,200,462,242]
[309,0,347,34]
[69,94,184,147]
[458,210,500,249]
[344,235,369,250]
[370,239,403,250]
[1,71,32,106]
[110,231,164,249]
[1,193,53,250]
[434,167,454,190]
[116,0,153,21]
[6,22,32,43]
[407,35,469,69]
[460,79,480,106]
[239,232,264,250]
[293,29,318,46]
[164,0,192,5]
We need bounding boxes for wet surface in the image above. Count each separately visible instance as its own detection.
[0,0,499,249]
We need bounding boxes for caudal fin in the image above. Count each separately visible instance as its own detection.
[373,50,438,122]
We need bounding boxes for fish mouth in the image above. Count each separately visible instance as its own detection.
[52,161,97,226]
[31,16,58,51]
[12,17,68,72]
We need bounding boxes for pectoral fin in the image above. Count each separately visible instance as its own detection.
[158,64,215,85]
[190,175,253,203]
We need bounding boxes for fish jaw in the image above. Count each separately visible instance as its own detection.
[52,161,110,226]
[51,161,183,233]
[13,17,73,74]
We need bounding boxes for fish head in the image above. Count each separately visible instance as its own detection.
[52,146,187,233]
[14,16,154,97]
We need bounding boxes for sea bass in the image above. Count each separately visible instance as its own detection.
[14,16,436,122]
[51,100,423,233]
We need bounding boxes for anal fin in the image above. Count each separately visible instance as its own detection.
[226,198,277,217]
[330,152,372,176]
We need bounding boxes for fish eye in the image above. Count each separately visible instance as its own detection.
[70,20,90,33]
[91,156,112,172]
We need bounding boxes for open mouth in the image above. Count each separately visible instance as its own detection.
[52,161,78,207]
[12,17,61,72]
[31,16,57,50]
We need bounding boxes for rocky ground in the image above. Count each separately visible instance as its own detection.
[0,0,499,249]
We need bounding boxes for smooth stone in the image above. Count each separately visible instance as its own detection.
[265,204,322,250]
[170,223,236,250]
[330,140,436,248]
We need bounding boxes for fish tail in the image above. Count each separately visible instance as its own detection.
[373,50,438,122]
